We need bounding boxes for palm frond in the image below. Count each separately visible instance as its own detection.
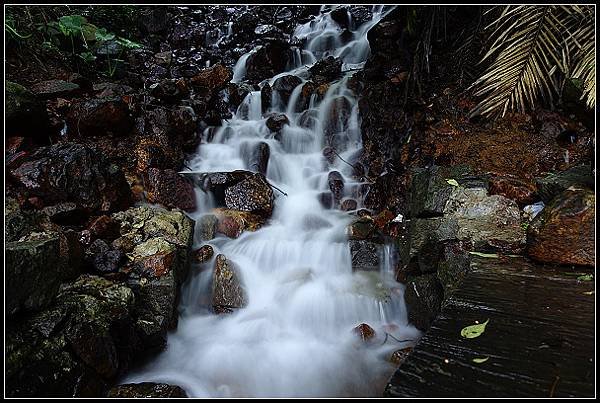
[470,5,594,118]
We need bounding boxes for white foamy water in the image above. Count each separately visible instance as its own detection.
[124,6,419,397]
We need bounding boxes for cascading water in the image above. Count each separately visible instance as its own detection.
[125,6,420,397]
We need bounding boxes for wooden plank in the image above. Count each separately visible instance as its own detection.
[385,257,595,397]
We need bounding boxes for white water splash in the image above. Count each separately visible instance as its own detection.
[125,5,419,397]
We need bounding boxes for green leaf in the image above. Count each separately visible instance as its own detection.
[95,27,115,42]
[577,274,593,281]
[472,357,489,363]
[582,291,594,295]
[81,23,99,42]
[446,179,460,187]
[461,319,489,339]
[78,51,96,63]
[59,15,87,36]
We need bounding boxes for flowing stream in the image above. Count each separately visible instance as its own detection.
[125,6,420,397]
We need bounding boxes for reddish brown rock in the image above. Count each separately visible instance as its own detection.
[489,176,538,207]
[87,215,120,241]
[353,323,376,342]
[66,97,133,137]
[224,174,274,216]
[190,64,232,92]
[214,208,266,239]
[193,245,214,264]
[137,251,175,277]
[328,171,345,202]
[527,188,595,266]
[390,347,413,366]
[146,168,197,212]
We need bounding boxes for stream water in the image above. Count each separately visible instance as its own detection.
[124,6,420,397]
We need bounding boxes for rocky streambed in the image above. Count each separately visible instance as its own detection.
[5,5,595,398]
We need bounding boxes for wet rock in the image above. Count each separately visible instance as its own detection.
[107,383,187,398]
[349,6,373,26]
[266,113,290,132]
[198,214,218,241]
[146,168,197,212]
[318,191,334,209]
[85,239,124,274]
[410,165,486,218]
[341,198,358,211]
[328,170,345,202]
[408,217,460,257]
[245,42,291,83]
[404,274,444,331]
[330,6,351,29]
[353,323,376,342]
[6,81,51,141]
[30,79,80,99]
[134,138,166,173]
[113,206,194,350]
[66,97,133,137]
[11,143,131,214]
[489,175,538,207]
[149,79,187,103]
[347,217,375,240]
[536,164,594,204]
[196,170,254,206]
[436,241,471,296]
[227,82,254,111]
[308,56,342,84]
[232,11,260,35]
[297,81,317,112]
[249,141,270,175]
[261,83,272,113]
[193,245,214,264]
[323,97,353,144]
[444,187,525,253]
[214,208,266,239]
[224,173,274,216]
[6,234,61,316]
[272,75,303,105]
[390,347,413,366]
[527,188,594,266]
[6,274,135,397]
[212,254,247,314]
[190,64,232,93]
[349,240,381,272]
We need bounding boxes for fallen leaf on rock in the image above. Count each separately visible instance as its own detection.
[469,251,499,258]
[446,179,460,187]
[461,319,489,339]
[472,357,489,363]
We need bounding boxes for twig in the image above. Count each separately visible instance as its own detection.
[331,148,356,170]
[549,376,560,398]
[267,180,288,196]
[381,332,415,346]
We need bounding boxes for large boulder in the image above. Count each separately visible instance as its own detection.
[112,206,195,349]
[107,383,187,398]
[527,188,595,266]
[536,164,594,204]
[212,254,247,314]
[308,56,342,84]
[245,42,291,83]
[224,173,274,216]
[6,81,51,141]
[66,97,134,137]
[272,75,303,105]
[10,143,131,214]
[6,275,136,397]
[6,234,62,316]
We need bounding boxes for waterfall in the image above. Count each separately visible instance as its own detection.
[124,6,419,397]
